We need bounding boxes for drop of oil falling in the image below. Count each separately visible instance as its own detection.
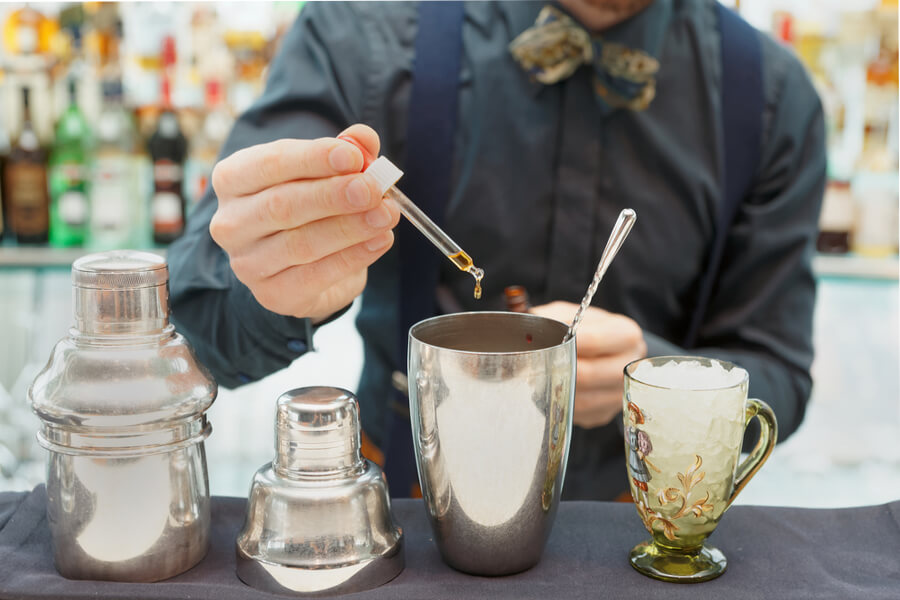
[469,266,484,300]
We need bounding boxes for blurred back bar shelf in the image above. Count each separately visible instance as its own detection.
[0,246,895,279]
[813,252,899,279]
[0,246,163,268]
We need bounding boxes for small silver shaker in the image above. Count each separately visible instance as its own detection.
[236,387,404,596]
[29,250,217,581]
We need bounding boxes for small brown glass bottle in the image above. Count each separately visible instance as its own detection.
[504,285,531,313]
[5,87,49,244]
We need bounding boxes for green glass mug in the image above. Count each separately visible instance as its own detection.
[623,356,777,583]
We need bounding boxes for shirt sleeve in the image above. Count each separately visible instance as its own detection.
[645,43,827,441]
[166,3,388,388]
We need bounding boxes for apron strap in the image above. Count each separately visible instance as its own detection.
[382,1,466,496]
[684,3,764,348]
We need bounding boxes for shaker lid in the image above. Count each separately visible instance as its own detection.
[236,386,404,595]
[72,250,167,289]
[275,387,363,478]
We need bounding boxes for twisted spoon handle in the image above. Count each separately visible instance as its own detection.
[563,209,637,343]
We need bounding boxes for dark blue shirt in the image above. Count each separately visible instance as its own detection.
[168,1,826,499]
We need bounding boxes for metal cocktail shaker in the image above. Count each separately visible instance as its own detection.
[236,387,404,596]
[408,312,576,575]
[29,250,217,582]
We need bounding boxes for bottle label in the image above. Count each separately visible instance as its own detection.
[152,159,184,237]
[57,163,87,181]
[153,162,183,185]
[6,162,49,235]
[58,191,89,227]
[91,159,130,233]
[50,163,89,228]
[152,191,183,234]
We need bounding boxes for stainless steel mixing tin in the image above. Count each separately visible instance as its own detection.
[29,250,217,582]
[408,311,576,575]
[236,387,404,596]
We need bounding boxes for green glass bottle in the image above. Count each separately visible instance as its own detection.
[49,80,92,247]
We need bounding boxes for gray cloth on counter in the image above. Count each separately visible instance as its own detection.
[1,486,899,599]
[166,0,827,500]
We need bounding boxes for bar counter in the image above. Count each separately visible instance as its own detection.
[1,486,898,599]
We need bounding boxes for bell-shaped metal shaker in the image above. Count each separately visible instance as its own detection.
[29,250,216,582]
[236,387,404,596]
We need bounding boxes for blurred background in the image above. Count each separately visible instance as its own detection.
[0,1,897,507]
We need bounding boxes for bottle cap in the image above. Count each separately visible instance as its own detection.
[366,156,404,195]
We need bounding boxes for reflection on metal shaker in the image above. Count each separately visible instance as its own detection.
[235,387,404,596]
[29,250,216,582]
[408,312,576,576]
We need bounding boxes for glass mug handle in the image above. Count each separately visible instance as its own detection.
[727,398,778,507]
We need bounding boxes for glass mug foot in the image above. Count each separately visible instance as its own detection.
[629,541,726,583]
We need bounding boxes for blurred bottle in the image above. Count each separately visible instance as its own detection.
[771,11,795,47]
[49,80,92,247]
[222,6,270,114]
[185,79,232,211]
[148,87,187,244]
[83,2,120,70]
[504,286,531,313]
[88,80,143,250]
[859,9,899,173]
[4,88,49,245]
[816,181,854,254]
[2,5,59,56]
[148,37,188,245]
[851,173,899,258]
[0,119,10,242]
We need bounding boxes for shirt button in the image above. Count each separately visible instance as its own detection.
[237,373,252,384]
[287,339,308,354]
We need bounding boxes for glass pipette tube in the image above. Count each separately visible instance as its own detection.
[382,186,484,299]
[339,135,484,299]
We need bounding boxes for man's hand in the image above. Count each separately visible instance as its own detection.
[530,301,647,428]
[209,124,401,324]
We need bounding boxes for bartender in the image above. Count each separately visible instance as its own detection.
[167,0,826,499]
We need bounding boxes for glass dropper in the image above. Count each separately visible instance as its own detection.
[339,135,484,299]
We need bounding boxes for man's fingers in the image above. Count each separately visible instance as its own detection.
[258,230,394,312]
[212,137,368,197]
[573,388,623,429]
[337,124,380,159]
[575,354,635,389]
[234,204,401,279]
[576,315,647,357]
[210,173,384,248]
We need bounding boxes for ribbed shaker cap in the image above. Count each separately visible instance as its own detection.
[274,387,364,479]
[71,250,169,335]
[72,250,168,289]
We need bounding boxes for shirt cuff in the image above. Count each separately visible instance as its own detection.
[227,273,314,376]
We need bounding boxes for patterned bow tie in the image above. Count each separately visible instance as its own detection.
[509,5,660,112]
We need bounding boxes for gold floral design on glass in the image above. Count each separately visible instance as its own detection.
[633,454,716,542]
